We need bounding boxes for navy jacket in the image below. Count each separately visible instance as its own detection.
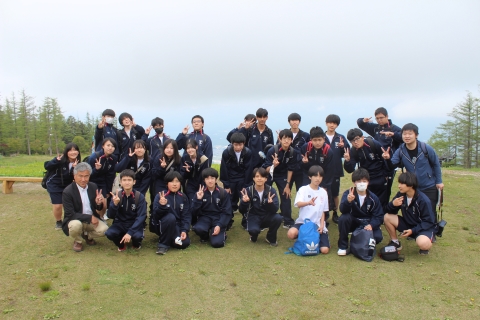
[385,191,436,235]
[118,125,145,161]
[238,185,279,217]
[231,125,274,168]
[88,151,117,195]
[324,132,349,177]
[114,156,152,195]
[300,143,334,189]
[44,157,75,193]
[153,191,191,233]
[181,152,209,191]
[357,118,403,153]
[344,139,387,179]
[339,189,384,229]
[141,133,171,159]
[151,153,182,194]
[262,145,300,180]
[94,124,122,157]
[108,190,147,236]
[387,141,442,191]
[176,130,213,167]
[220,146,253,189]
[276,130,310,152]
[191,187,232,229]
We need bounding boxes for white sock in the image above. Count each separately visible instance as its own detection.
[392,239,399,244]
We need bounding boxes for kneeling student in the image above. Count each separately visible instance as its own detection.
[288,165,330,254]
[105,169,147,251]
[152,171,191,255]
[192,168,232,248]
[337,168,384,256]
[384,172,436,255]
[239,167,282,246]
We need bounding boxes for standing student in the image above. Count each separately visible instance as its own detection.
[288,166,330,254]
[262,129,300,229]
[94,109,121,157]
[324,114,349,224]
[285,113,310,192]
[142,117,170,159]
[117,112,145,161]
[239,167,281,246]
[88,137,118,200]
[384,172,437,255]
[62,162,108,252]
[344,128,389,210]
[176,115,213,167]
[114,139,151,195]
[181,139,209,202]
[337,168,384,256]
[220,132,253,229]
[226,113,256,143]
[191,168,232,248]
[382,123,443,216]
[45,143,81,230]
[151,171,191,255]
[105,169,147,251]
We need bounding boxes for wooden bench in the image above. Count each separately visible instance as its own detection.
[0,177,43,194]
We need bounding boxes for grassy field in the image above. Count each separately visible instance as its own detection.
[0,156,479,319]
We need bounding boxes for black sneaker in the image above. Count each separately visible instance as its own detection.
[55,221,62,230]
[265,238,278,247]
[332,211,339,224]
[200,239,208,244]
[250,234,258,243]
[156,246,168,255]
[387,240,402,251]
[419,249,429,255]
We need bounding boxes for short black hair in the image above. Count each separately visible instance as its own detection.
[102,137,117,149]
[202,167,218,179]
[120,169,135,180]
[191,115,204,123]
[244,114,256,121]
[325,114,340,125]
[375,107,388,117]
[351,168,370,182]
[256,108,268,117]
[347,128,363,141]
[252,167,268,178]
[278,129,293,140]
[310,126,325,139]
[151,117,164,127]
[119,112,132,125]
[398,172,418,190]
[308,165,324,177]
[288,113,301,122]
[402,123,419,135]
[186,138,198,149]
[230,132,246,144]
[164,170,183,184]
[102,109,115,117]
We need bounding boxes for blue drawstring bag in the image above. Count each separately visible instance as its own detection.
[289,219,320,256]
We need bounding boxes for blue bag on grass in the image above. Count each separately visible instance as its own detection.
[289,219,320,256]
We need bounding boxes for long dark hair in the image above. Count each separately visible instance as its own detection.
[132,139,150,162]
[163,139,181,166]
[61,143,81,165]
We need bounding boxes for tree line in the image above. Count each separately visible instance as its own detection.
[428,90,480,168]
[0,90,101,156]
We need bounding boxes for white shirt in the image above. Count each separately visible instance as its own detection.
[407,197,412,206]
[76,184,93,215]
[137,159,144,168]
[235,151,241,163]
[326,134,334,144]
[256,189,264,202]
[294,185,329,231]
[358,194,366,208]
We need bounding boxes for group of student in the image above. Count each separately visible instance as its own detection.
[44,107,443,256]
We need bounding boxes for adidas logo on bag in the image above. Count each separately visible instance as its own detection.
[305,242,319,254]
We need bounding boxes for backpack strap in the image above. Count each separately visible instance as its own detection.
[134,190,140,208]
[365,137,377,155]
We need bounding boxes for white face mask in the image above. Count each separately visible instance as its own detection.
[105,117,114,124]
[355,182,368,192]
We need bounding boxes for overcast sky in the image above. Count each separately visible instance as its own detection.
[1,0,479,150]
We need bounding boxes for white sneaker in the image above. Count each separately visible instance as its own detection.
[337,249,347,256]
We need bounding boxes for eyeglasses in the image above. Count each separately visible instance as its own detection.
[375,116,386,120]
[351,137,362,143]
[192,120,202,124]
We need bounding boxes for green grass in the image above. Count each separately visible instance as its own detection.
[0,156,479,319]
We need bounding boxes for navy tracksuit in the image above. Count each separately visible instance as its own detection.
[338,189,384,250]
[287,130,310,192]
[44,158,75,193]
[94,124,122,158]
[238,185,282,243]
[115,155,152,195]
[176,130,213,167]
[262,145,300,226]
[105,190,147,248]
[88,151,117,197]
[180,152,209,201]
[152,191,191,249]
[141,133,170,159]
[324,132,349,197]
[219,146,253,215]
[343,139,389,209]
[229,125,274,169]
[118,125,145,161]
[191,187,232,248]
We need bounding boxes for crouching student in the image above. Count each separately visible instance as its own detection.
[105,169,147,251]
[191,168,232,248]
[288,165,330,254]
[239,167,282,246]
[337,168,383,256]
[384,172,436,255]
[152,171,191,255]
